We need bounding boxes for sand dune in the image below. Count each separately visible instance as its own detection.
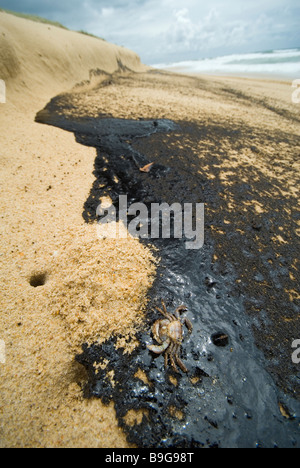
[0,10,145,108]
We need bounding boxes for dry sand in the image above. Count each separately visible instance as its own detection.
[0,11,299,447]
[0,11,153,448]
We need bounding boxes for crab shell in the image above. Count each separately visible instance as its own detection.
[148,318,184,354]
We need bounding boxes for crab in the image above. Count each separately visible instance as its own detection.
[147,300,193,373]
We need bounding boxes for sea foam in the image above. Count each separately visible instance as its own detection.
[153,48,300,79]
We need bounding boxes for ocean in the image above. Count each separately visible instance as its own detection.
[153,48,300,80]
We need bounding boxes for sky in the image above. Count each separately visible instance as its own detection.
[1,0,300,64]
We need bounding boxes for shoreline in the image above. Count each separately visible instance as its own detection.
[162,69,295,83]
[152,47,300,83]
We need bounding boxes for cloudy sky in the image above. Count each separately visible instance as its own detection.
[1,0,299,64]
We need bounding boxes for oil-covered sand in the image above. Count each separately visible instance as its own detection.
[34,70,300,447]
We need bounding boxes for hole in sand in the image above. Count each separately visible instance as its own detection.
[211,332,229,347]
[29,272,48,288]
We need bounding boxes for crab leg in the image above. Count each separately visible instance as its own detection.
[163,300,177,321]
[184,317,193,334]
[164,348,169,369]
[156,305,174,321]
[174,345,188,373]
[170,356,179,373]
[167,342,180,373]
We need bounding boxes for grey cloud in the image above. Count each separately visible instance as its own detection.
[1,0,299,63]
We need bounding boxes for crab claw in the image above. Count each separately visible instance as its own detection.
[174,305,188,318]
[147,339,170,354]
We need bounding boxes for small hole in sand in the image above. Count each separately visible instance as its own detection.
[29,272,48,288]
[211,332,229,347]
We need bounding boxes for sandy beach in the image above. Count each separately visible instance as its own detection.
[0,11,299,448]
